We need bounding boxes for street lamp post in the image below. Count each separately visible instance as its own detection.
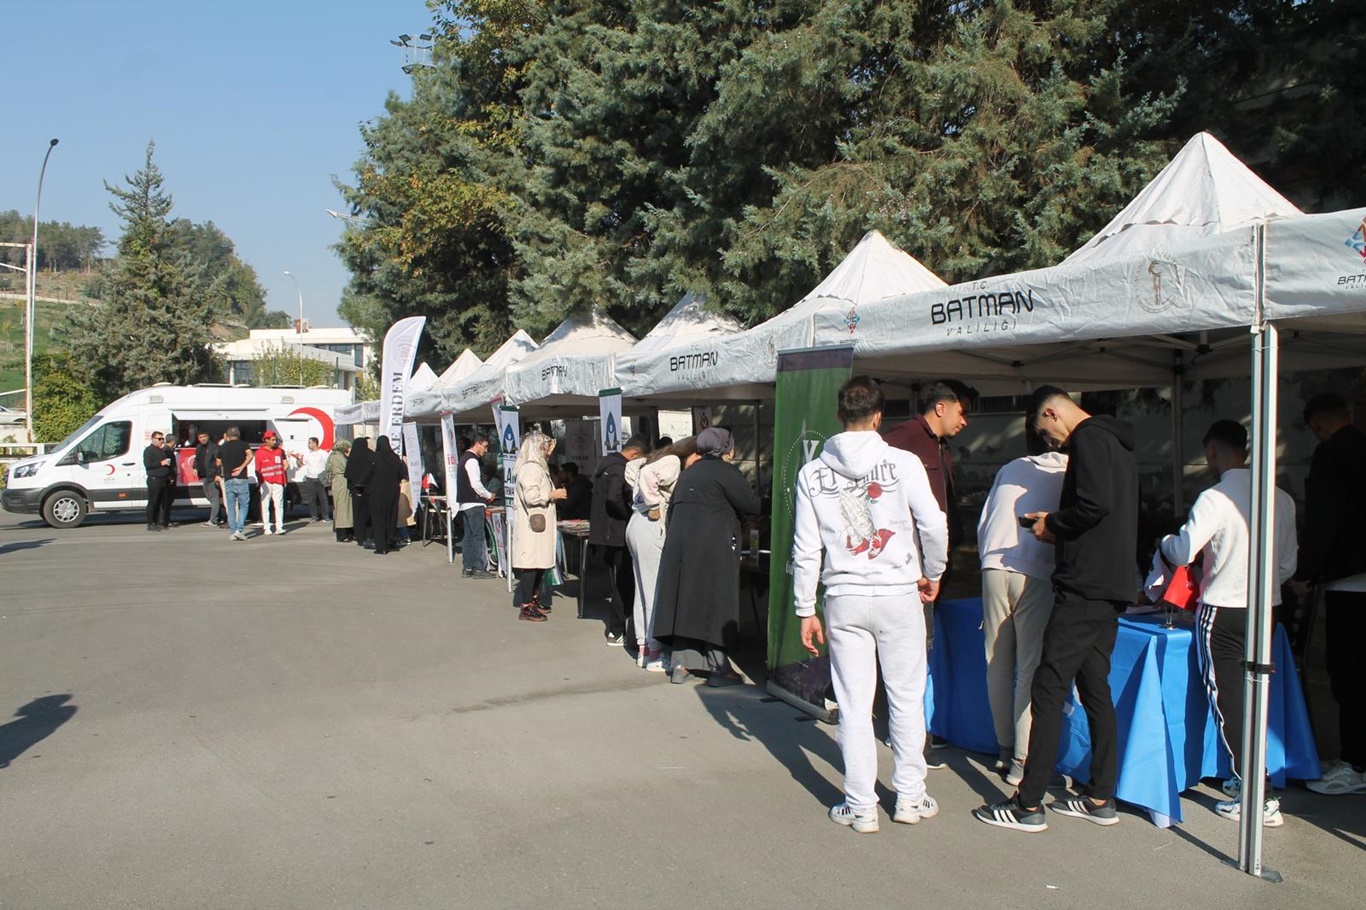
[282,269,304,382]
[26,138,59,444]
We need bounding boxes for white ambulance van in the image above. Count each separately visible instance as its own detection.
[2,384,353,528]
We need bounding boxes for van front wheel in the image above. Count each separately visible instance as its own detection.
[42,491,88,528]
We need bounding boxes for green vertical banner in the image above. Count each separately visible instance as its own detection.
[766,345,853,719]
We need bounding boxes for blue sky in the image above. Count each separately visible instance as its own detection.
[0,0,437,328]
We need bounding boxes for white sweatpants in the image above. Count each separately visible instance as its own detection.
[261,481,286,533]
[826,592,928,811]
[625,510,665,652]
[981,568,1054,760]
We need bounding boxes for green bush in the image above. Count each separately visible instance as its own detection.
[33,352,100,443]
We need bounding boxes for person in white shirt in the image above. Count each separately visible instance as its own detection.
[1160,419,1297,827]
[295,437,332,523]
[976,436,1068,787]
[792,376,948,834]
[457,433,498,579]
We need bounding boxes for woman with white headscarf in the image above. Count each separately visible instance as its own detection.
[511,429,567,621]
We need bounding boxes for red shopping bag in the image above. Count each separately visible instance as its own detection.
[1161,564,1200,611]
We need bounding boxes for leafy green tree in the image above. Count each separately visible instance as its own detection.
[31,351,101,443]
[250,341,344,388]
[63,141,221,397]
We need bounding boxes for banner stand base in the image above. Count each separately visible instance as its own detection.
[764,680,838,725]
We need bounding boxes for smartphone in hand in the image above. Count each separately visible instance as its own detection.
[1018,515,1035,528]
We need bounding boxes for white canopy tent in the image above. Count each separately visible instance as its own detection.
[406,348,484,419]
[500,308,637,418]
[629,291,745,354]
[436,329,540,423]
[616,229,947,404]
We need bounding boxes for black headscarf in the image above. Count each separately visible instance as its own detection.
[344,436,375,489]
[370,435,406,498]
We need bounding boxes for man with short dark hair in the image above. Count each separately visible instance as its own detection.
[1294,393,1366,795]
[296,437,332,523]
[975,386,1137,832]
[143,430,174,531]
[793,375,948,833]
[216,426,253,541]
[590,434,647,645]
[1161,419,1297,825]
[559,461,593,520]
[458,432,497,579]
[193,430,223,527]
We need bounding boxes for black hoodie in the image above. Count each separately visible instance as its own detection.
[1044,415,1139,603]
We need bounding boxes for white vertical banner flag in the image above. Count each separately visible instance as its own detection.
[440,413,460,499]
[379,316,426,449]
[401,422,424,493]
[599,387,623,455]
[495,405,521,503]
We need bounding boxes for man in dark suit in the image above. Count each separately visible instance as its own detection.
[143,431,175,531]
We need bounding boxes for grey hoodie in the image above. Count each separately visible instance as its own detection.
[791,431,948,616]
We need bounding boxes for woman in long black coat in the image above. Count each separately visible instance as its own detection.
[653,427,762,686]
[345,437,375,548]
[368,436,407,555]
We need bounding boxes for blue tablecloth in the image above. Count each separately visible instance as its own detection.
[926,597,1319,824]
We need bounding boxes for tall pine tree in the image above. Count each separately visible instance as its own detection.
[66,141,219,396]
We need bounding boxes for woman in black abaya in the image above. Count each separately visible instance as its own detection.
[368,436,407,555]
[345,436,375,549]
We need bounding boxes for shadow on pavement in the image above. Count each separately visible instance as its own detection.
[0,694,77,769]
[0,538,54,556]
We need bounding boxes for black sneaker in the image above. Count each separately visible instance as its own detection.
[1048,795,1119,826]
[973,798,1048,833]
[463,569,497,579]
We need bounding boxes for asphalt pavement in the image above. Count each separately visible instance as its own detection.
[0,507,1362,909]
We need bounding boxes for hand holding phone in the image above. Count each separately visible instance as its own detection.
[1018,515,1034,528]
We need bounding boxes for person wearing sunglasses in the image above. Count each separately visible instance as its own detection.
[143,431,174,531]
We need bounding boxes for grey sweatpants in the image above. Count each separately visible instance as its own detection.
[981,568,1054,760]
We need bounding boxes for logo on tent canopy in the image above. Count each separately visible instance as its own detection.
[845,306,861,335]
[1134,257,1186,314]
[1347,218,1366,264]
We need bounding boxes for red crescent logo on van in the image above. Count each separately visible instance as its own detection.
[288,407,335,450]
[106,464,116,475]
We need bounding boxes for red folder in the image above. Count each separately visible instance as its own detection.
[1161,564,1200,612]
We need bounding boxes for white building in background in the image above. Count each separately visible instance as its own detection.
[213,324,375,391]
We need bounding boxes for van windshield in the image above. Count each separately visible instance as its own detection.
[54,415,103,452]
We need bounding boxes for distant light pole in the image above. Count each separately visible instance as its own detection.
[282,270,305,341]
[25,138,59,444]
[390,33,433,74]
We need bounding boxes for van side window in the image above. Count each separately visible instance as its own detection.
[76,421,132,462]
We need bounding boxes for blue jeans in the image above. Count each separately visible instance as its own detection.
[461,505,486,572]
[224,478,251,533]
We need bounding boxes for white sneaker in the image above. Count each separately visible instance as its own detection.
[643,654,668,673]
[829,802,879,833]
[275,527,285,535]
[231,531,247,541]
[1215,796,1284,827]
[1005,758,1026,787]
[893,794,939,825]
[1306,760,1366,795]
[264,529,274,536]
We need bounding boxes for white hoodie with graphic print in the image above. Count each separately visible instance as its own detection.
[792,431,949,617]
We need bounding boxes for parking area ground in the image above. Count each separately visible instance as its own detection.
[0,507,1362,909]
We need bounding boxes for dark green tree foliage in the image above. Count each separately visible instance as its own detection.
[0,211,105,272]
[64,142,221,397]
[31,351,101,443]
[340,0,1359,341]
[165,219,283,328]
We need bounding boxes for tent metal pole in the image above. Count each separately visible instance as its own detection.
[1171,358,1185,516]
[1240,222,1280,883]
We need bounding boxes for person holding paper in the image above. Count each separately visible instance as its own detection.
[1159,419,1297,826]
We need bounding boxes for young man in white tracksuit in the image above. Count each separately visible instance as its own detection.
[793,376,948,833]
[1159,419,1297,826]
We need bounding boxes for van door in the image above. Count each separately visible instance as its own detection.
[270,418,314,482]
[60,419,146,511]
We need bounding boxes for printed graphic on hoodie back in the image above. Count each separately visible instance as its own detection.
[809,461,900,560]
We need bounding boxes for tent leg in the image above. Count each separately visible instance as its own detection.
[1240,319,1281,883]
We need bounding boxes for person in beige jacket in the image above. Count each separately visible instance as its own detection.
[511,430,566,622]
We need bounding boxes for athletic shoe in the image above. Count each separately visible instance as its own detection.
[642,651,667,672]
[924,744,947,771]
[274,527,285,535]
[1048,795,1120,826]
[829,802,879,834]
[1306,760,1366,795]
[1221,778,1241,799]
[231,531,247,541]
[202,522,217,528]
[518,605,547,622]
[930,735,951,750]
[973,798,1047,833]
[604,633,625,646]
[462,569,497,579]
[146,524,161,532]
[1005,759,1026,787]
[994,748,1011,773]
[263,529,274,536]
[893,794,939,824]
[706,670,744,688]
[1215,796,1284,827]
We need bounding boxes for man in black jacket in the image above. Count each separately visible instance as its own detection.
[193,430,224,527]
[143,430,175,531]
[1294,393,1366,795]
[559,462,593,520]
[589,435,646,645]
[975,386,1137,833]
